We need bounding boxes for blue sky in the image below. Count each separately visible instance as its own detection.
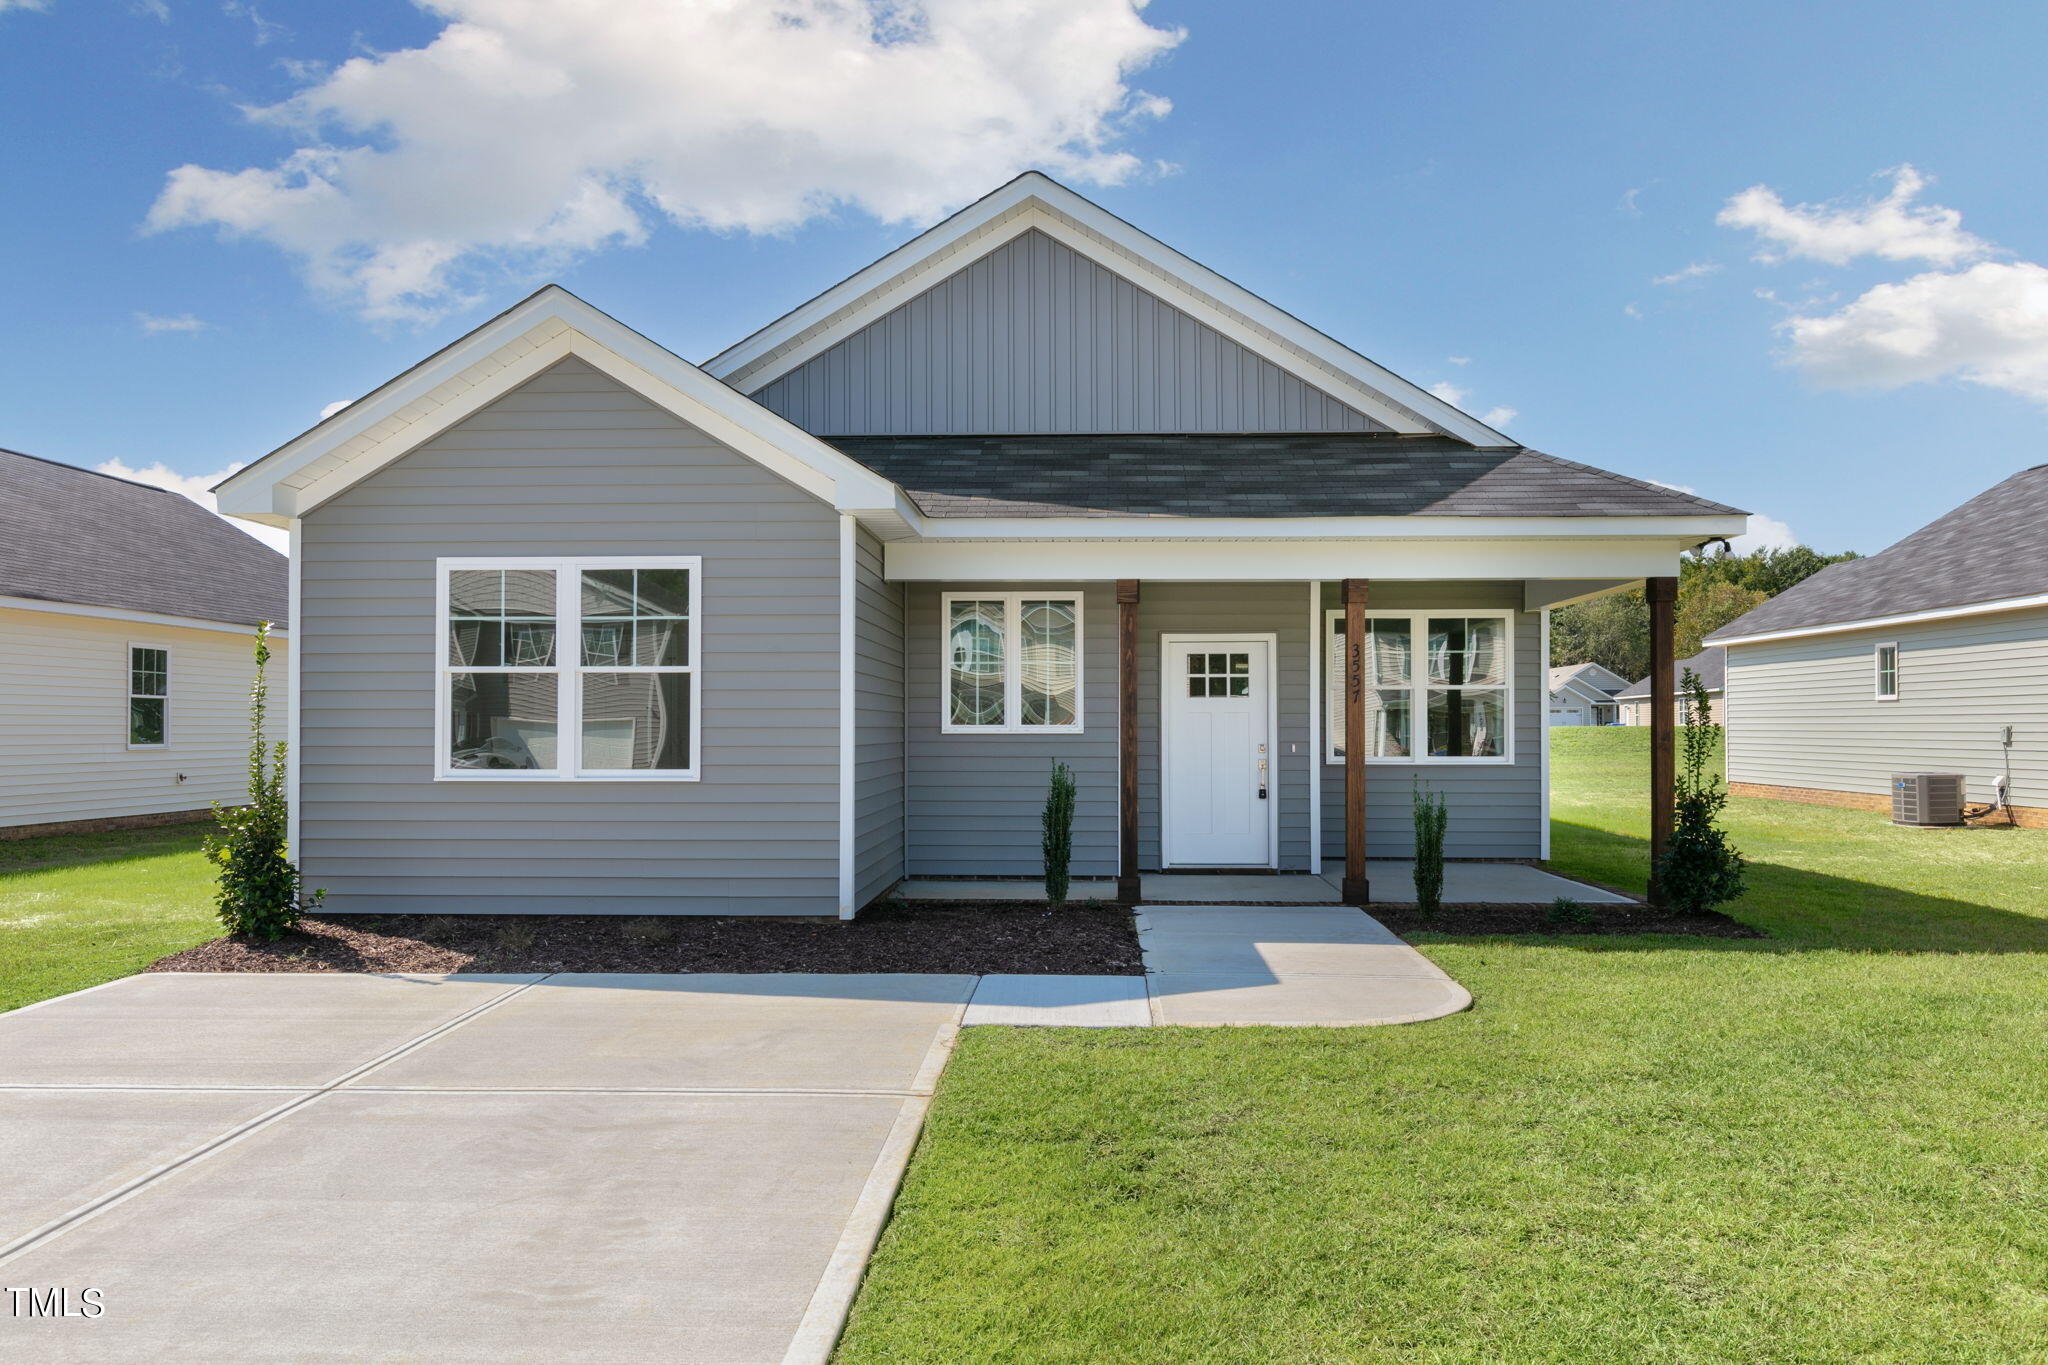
[4,0,2045,554]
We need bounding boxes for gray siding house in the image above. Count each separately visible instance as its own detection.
[218,173,1746,915]
[1548,661,1629,726]
[1615,647,1724,727]
[1707,466,2048,827]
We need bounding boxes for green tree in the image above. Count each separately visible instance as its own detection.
[1676,580,1767,657]
[1549,587,1648,680]
[1653,669,1746,912]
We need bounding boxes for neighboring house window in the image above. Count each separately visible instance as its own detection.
[1875,643,1899,700]
[439,558,700,780]
[942,593,1082,733]
[1326,612,1513,762]
[128,646,168,747]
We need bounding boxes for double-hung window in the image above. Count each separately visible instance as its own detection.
[1875,642,1899,700]
[942,592,1083,733]
[1326,611,1512,762]
[128,646,168,747]
[439,557,700,779]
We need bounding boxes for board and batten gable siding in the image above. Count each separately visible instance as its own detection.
[1137,583,1312,869]
[1723,607,2048,809]
[0,607,282,829]
[750,229,1385,436]
[296,356,844,914]
[1318,583,1544,860]
[903,582,1117,877]
[853,526,906,903]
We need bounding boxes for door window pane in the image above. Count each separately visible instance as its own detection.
[449,673,559,769]
[581,673,691,771]
[948,600,1007,725]
[1019,599,1077,726]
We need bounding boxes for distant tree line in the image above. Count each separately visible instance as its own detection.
[1550,545,1861,681]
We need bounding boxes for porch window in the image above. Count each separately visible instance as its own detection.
[1326,611,1513,763]
[942,592,1082,733]
[128,645,168,747]
[439,558,700,780]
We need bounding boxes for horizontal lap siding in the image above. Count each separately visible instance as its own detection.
[0,609,282,826]
[1137,584,1311,869]
[1724,610,2048,808]
[1318,582,1543,859]
[904,582,1117,876]
[299,356,840,915]
[854,528,906,904]
[751,230,1382,436]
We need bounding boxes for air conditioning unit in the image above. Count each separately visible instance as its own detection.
[1892,773,1965,826]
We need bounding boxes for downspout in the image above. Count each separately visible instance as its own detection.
[287,520,302,860]
[838,514,857,919]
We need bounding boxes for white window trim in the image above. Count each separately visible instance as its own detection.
[126,641,170,750]
[434,556,702,782]
[1874,641,1900,701]
[939,591,1085,735]
[1322,609,1516,765]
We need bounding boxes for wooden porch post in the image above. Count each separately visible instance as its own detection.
[1646,575,1677,904]
[1341,578,1371,905]
[1117,579,1141,904]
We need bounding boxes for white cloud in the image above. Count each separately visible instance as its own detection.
[0,0,53,12]
[1778,260,2048,404]
[319,398,353,419]
[1651,261,1719,286]
[1426,380,1469,407]
[1623,301,1644,320]
[1480,406,1517,428]
[136,311,211,335]
[147,0,1185,323]
[1731,512,1797,555]
[1446,355,1470,366]
[95,458,290,551]
[1718,165,1989,268]
[1617,186,1643,216]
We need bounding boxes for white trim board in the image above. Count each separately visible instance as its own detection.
[889,538,1705,583]
[703,172,1514,448]
[1710,591,2048,646]
[837,515,857,919]
[1158,632,1281,870]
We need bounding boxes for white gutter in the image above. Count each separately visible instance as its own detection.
[1710,590,2048,647]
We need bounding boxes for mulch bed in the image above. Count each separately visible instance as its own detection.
[1368,902,1763,938]
[146,902,1145,977]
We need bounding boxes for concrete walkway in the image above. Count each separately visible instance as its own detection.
[0,971,973,1365]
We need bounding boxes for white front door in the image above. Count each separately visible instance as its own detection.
[1162,637,1274,868]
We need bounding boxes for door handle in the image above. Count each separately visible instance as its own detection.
[1257,756,1269,800]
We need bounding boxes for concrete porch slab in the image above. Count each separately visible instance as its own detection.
[1332,861,1636,906]
[963,974,1151,1027]
[0,973,541,1089]
[894,879,1121,901]
[1142,873,1341,903]
[355,973,975,1094]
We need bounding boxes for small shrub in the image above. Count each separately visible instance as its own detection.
[1042,759,1077,907]
[1546,896,1597,928]
[494,920,537,954]
[1655,668,1747,912]
[205,622,319,941]
[621,916,677,946]
[1411,782,1448,916]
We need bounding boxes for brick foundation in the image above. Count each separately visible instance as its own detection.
[0,808,215,842]
[1728,781,2048,829]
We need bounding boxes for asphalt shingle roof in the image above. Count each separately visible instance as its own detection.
[0,449,287,627]
[821,434,1743,519]
[1707,464,2048,641]
[1615,646,1725,701]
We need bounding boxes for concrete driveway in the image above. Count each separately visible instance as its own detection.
[0,971,973,1364]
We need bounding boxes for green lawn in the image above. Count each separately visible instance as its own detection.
[0,824,219,1012]
[838,729,2048,1363]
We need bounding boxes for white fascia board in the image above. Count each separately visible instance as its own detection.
[907,514,1746,541]
[0,594,286,638]
[885,537,1695,583]
[215,287,893,521]
[704,173,1513,447]
[1710,591,2048,647]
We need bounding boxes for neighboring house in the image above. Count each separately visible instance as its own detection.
[0,449,286,837]
[216,172,1745,916]
[1616,647,1725,726]
[1547,661,1629,726]
[1706,465,2048,827]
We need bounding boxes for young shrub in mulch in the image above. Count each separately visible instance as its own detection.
[1546,895,1597,928]
[1042,759,1077,907]
[205,622,320,942]
[1411,781,1448,917]
[1655,668,1747,913]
